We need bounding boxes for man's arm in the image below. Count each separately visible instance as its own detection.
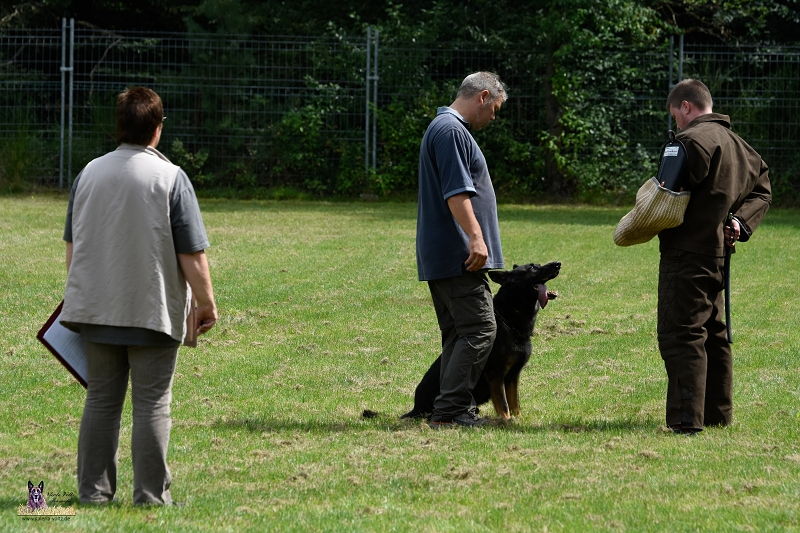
[446,192,487,271]
[733,160,771,242]
[178,251,218,335]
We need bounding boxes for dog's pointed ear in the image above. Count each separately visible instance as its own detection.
[38,481,44,491]
[28,481,33,491]
[488,270,510,285]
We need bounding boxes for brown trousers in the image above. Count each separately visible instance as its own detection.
[78,341,178,505]
[657,249,732,430]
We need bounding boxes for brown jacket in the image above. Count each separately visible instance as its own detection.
[659,113,771,257]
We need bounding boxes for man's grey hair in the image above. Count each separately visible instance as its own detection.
[457,72,508,103]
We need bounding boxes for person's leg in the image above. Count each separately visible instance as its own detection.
[658,250,722,431]
[128,344,179,505]
[429,272,496,422]
[78,342,129,503]
[703,283,733,426]
[429,279,459,406]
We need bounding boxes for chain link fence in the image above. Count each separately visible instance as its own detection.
[1,23,798,200]
[681,44,800,200]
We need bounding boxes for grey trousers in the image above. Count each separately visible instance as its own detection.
[658,249,732,430]
[428,271,496,421]
[78,341,178,505]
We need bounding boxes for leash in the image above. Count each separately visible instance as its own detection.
[724,213,734,344]
[494,309,526,338]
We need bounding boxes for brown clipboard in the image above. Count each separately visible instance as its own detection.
[183,300,198,348]
[37,298,198,389]
[36,301,88,388]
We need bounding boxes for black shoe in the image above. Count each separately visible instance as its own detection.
[428,408,489,430]
[670,424,700,436]
[452,410,489,428]
[428,420,455,430]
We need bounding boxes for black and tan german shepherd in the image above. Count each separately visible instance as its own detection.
[401,261,561,421]
[27,480,47,511]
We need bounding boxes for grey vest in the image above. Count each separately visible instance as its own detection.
[62,145,190,342]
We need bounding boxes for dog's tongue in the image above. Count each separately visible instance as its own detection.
[538,284,548,308]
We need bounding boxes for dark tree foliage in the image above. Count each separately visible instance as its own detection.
[3,1,799,200]
[5,0,799,42]
[652,0,800,44]
[2,0,195,31]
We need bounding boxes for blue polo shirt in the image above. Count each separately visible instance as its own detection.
[416,107,503,281]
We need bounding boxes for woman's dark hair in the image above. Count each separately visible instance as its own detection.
[115,87,163,146]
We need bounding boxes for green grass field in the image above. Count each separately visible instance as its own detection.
[1,195,799,532]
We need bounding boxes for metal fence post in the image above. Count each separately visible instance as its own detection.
[67,18,75,187]
[59,18,67,189]
[364,26,379,175]
[365,26,371,173]
[667,34,685,134]
[371,29,378,172]
[58,18,75,188]
[668,35,674,133]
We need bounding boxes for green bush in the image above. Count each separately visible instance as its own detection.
[170,139,214,185]
[0,130,45,193]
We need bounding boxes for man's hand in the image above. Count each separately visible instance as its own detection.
[465,235,488,271]
[194,303,218,335]
[724,218,740,248]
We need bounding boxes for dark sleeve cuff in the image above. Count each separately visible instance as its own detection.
[733,216,752,242]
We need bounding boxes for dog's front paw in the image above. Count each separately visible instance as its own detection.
[494,416,516,427]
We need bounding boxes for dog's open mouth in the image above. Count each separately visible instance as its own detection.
[536,284,553,308]
[536,286,559,308]
[536,265,560,308]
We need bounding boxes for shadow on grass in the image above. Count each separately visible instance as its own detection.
[196,199,635,227]
[0,497,24,510]
[197,199,416,222]
[196,199,800,229]
[497,205,626,227]
[213,414,659,435]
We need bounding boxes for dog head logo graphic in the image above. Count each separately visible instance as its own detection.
[27,480,47,511]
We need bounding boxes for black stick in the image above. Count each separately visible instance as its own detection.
[724,214,734,344]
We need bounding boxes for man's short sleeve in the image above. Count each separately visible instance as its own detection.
[434,128,476,200]
[170,169,210,254]
[63,171,83,243]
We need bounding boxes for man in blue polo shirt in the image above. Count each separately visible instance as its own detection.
[417,72,507,429]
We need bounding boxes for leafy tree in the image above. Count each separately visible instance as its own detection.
[3,0,799,200]
[653,0,800,44]
[529,0,671,196]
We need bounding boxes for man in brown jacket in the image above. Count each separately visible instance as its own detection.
[658,79,771,435]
